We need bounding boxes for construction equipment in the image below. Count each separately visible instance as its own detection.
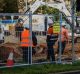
[22,0,74,26]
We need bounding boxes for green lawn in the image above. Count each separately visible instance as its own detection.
[0,61,80,74]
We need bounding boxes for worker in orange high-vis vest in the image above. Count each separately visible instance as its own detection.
[46,22,58,63]
[57,23,69,55]
[21,27,37,63]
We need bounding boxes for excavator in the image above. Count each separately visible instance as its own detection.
[22,0,73,26]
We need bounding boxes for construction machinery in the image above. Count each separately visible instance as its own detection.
[22,0,73,25]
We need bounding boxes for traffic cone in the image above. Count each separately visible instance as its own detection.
[6,52,14,67]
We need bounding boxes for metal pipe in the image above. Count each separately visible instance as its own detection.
[29,11,32,64]
[71,0,75,63]
[58,12,62,64]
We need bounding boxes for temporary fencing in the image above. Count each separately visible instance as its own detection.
[0,13,79,68]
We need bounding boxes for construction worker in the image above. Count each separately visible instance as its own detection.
[20,27,37,63]
[57,23,69,55]
[32,31,37,55]
[46,19,58,62]
[15,18,24,41]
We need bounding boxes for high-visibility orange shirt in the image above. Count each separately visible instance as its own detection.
[47,26,53,35]
[47,26,58,35]
[59,27,69,42]
[21,29,32,47]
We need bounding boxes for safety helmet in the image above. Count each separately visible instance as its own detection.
[18,18,23,23]
[61,22,66,26]
[48,18,53,26]
[23,24,29,29]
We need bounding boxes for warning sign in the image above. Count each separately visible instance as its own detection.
[53,23,60,33]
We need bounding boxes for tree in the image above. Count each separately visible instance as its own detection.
[3,0,18,13]
[77,12,80,16]
[34,5,59,15]
[0,0,5,12]
[76,0,80,12]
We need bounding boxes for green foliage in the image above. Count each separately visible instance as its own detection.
[3,0,18,13]
[0,0,5,12]
[34,5,59,15]
[77,12,80,16]
[1,62,80,74]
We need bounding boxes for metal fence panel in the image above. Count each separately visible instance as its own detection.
[0,13,78,68]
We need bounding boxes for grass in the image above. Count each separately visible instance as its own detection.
[0,61,80,74]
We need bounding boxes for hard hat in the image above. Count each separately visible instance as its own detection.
[23,24,29,29]
[18,18,23,23]
[48,18,53,26]
[61,22,66,26]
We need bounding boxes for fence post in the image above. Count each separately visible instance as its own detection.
[71,0,75,63]
[58,12,62,64]
[29,11,32,64]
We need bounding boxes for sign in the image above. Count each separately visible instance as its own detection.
[1,20,16,24]
[18,15,45,31]
[53,23,60,33]
[32,15,45,31]
[1,20,16,30]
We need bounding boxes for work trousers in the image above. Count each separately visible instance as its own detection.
[57,41,66,55]
[22,47,36,64]
[22,47,31,64]
[47,45,55,62]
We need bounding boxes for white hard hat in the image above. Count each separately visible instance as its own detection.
[61,22,66,26]
[48,18,53,26]
[23,24,29,28]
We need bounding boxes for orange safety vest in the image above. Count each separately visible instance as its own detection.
[59,27,68,42]
[47,26,58,35]
[21,29,34,47]
[47,26,53,35]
